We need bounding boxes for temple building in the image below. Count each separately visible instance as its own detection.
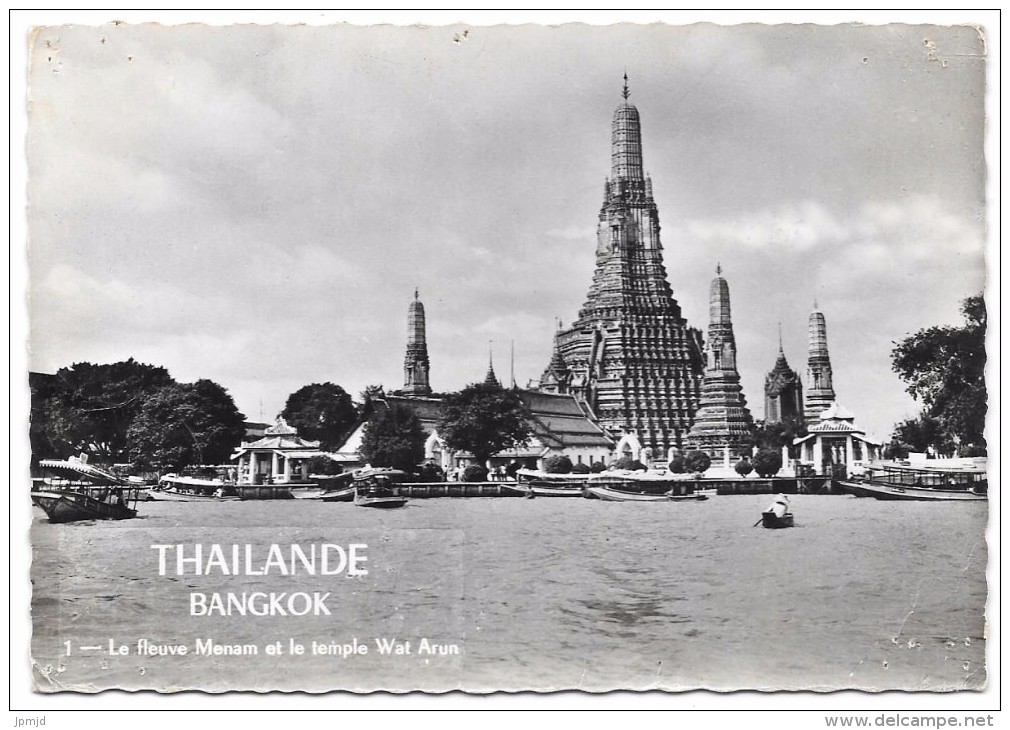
[399,289,431,396]
[764,328,804,424]
[537,76,705,455]
[231,416,332,484]
[804,303,836,423]
[793,402,882,476]
[685,266,754,458]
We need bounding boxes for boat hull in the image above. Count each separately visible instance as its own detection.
[320,486,356,502]
[761,511,794,529]
[837,480,986,502]
[585,485,668,502]
[149,488,240,502]
[31,491,137,523]
[354,496,408,509]
[527,485,585,497]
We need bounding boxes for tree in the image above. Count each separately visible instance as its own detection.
[751,417,807,455]
[359,402,425,472]
[891,295,986,453]
[890,415,953,456]
[668,453,686,473]
[684,451,711,475]
[281,383,358,449]
[30,359,174,463]
[753,449,783,478]
[735,458,753,477]
[436,382,533,466]
[543,455,573,473]
[571,462,592,474]
[613,456,647,471]
[590,461,607,473]
[127,379,246,470]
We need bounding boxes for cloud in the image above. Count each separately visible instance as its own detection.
[546,225,597,242]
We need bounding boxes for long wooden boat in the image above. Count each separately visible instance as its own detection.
[31,456,140,523]
[151,475,240,502]
[585,485,669,502]
[839,462,987,502]
[353,468,409,509]
[515,469,586,497]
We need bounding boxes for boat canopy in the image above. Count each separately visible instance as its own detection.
[39,457,127,485]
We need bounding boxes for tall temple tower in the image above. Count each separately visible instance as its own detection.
[538,76,705,453]
[804,303,836,423]
[764,327,803,424]
[401,289,432,396]
[685,266,754,457]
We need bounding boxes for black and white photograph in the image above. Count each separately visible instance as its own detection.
[13,10,998,713]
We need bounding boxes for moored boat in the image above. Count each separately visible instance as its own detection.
[152,474,240,501]
[353,468,409,509]
[515,469,587,497]
[838,462,987,502]
[31,455,141,523]
[585,485,668,502]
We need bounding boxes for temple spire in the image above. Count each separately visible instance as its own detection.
[401,289,431,395]
[804,306,836,423]
[484,341,501,388]
[622,72,630,100]
[686,270,754,458]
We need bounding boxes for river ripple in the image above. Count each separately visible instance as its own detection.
[30,494,988,693]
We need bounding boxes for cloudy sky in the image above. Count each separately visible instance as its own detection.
[26,19,988,439]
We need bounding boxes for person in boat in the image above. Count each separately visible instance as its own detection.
[766,494,789,518]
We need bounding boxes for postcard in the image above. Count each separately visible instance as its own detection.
[22,18,991,697]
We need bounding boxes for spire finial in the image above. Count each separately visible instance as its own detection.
[716,262,722,276]
[813,297,819,311]
[622,72,630,100]
[414,287,419,301]
[778,322,784,353]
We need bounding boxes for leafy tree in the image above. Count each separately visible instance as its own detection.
[590,461,607,473]
[359,402,425,472]
[734,458,753,477]
[437,382,532,466]
[890,415,954,456]
[752,449,783,478]
[684,451,711,474]
[462,464,488,482]
[543,455,573,473]
[891,295,986,453]
[359,384,386,421]
[30,359,174,462]
[571,462,591,474]
[281,382,358,449]
[127,379,245,470]
[307,455,344,476]
[668,453,686,473]
[751,417,807,455]
[613,456,647,471]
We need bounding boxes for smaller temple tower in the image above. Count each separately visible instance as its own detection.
[484,343,502,388]
[804,302,836,423]
[401,289,432,396]
[685,266,754,458]
[764,326,804,424]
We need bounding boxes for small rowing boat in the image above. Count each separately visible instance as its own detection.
[760,494,793,529]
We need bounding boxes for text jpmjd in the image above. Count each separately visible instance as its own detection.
[151,543,368,616]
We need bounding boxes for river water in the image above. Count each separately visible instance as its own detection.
[29,494,988,693]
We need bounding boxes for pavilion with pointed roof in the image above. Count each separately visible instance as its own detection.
[792,402,882,476]
[231,416,334,484]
